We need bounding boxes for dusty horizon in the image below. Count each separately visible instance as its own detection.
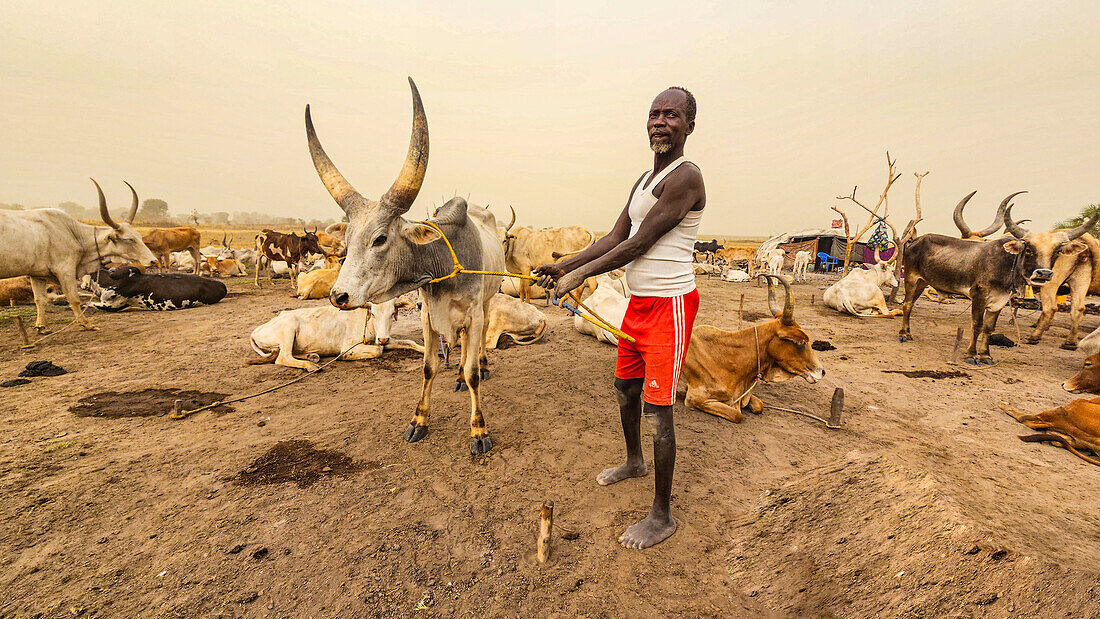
[2,1,1096,239]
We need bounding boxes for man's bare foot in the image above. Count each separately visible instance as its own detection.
[596,460,647,486]
[619,513,677,549]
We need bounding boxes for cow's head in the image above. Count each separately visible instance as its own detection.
[308,78,440,308]
[1002,195,1099,287]
[1063,353,1100,395]
[498,206,518,259]
[870,250,899,288]
[368,299,398,346]
[90,179,159,270]
[953,191,1012,240]
[761,276,825,384]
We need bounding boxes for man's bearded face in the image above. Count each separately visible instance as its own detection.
[647,90,692,155]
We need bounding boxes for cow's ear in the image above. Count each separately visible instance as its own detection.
[401,222,442,245]
[1063,241,1087,256]
[1002,240,1025,254]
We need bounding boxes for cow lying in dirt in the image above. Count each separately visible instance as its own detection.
[823,258,899,317]
[678,276,826,423]
[1000,398,1100,466]
[1063,353,1100,395]
[296,255,343,299]
[248,299,421,372]
[91,267,227,311]
[485,293,547,349]
[0,276,65,306]
[574,273,630,345]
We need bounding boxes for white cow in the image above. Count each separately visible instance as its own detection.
[766,248,785,276]
[722,269,751,282]
[485,293,548,349]
[0,179,158,330]
[169,251,196,272]
[574,274,630,345]
[823,261,900,317]
[248,299,422,372]
[792,250,812,281]
[1079,326,1100,357]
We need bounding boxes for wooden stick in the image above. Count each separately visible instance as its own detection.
[737,294,745,330]
[828,388,844,428]
[949,327,964,364]
[537,500,554,563]
[14,315,33,348]
[810,294,815,305]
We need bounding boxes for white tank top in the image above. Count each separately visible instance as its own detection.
[624,156,703,297]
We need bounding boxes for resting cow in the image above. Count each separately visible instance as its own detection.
[1063,353,1100,395]
[296,256,343,299]
[309,78,507,454]
[485,293,548,349]
[721,269,750,282]
[678,276,825,423]
[823,256,899,317]
[248,300,421,372]
[92,266,227,311]
[1001,399,1100,466]
[573,273,630,345]
[499,206,594,303]
[899,195,1100,364]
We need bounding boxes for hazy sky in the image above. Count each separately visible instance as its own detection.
[2,1,1096,237]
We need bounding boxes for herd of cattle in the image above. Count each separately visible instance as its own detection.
[2,79,1098,463]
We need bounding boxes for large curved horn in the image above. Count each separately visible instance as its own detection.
[506,205,516,232]
[91,178,120,230]
[1002,192,1030,238]
[379,77,428,215]
[974,192,1012,237]
[305,105,368,213]
[123,181,139,223]
[952,191,978,237]
[776,275,794,325]
[1065,210,1100,241]
[760,275,781,317]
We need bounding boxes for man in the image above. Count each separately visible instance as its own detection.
[534,87,705,549]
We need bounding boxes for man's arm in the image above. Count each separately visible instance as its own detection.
[550,167,704,297]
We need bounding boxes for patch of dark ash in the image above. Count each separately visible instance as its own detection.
[883,369,969,379]
[234,439,368,488]
[69,388,232,418]
[371,348,422,372]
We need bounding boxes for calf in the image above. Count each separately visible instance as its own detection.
[485,293,548,349]
[143,226,201,273]
[92,266,226,311]
[248,300,421,372]
[899,197,1100,364]
[766,248,784,276]
[1063,353,1100,395]
[296,259,342,299]
[792,250,812,281]
[254,230,325,287]
[201,255,246,278]
[1001,398,1100,466]
[573,273,630,345]
[678,276,825,423]
[823,258,899,317]
[722,269,751,282]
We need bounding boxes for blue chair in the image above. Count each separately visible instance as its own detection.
[817,252,840,272]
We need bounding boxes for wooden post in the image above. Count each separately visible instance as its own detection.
[949,327,964,364]
[537,500,554,563]
[828,388,844,429]
[737,294,745,330]
[810,294,815,305]
[14,315,33,348]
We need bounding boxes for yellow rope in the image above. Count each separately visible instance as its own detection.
[418,220,635,343]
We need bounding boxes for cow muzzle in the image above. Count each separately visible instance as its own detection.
[805,368,826,384]
[1029,269,1054,285]
[377,337,390,346]
[330,290,353,310]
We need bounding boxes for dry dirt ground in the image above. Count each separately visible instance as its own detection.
[2,273,1100,617]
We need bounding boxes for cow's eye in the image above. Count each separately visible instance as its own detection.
[372,235,387,247]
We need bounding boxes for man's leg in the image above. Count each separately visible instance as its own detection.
[620,401,676,549]
[597,377,648,485]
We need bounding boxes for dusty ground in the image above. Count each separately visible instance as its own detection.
[2,273,1100,617]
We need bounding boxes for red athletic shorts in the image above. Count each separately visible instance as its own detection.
[614,288,699,406]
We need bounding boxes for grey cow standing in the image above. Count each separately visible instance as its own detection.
[0,179,158,331]
[307,78,505,455]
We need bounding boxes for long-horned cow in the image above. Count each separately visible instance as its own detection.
[899,194,1100,365]
[823,254,899,317]
[0,179,158,330]
[308,78,506,455]
[678,276,825,423]
[499,207,594,303]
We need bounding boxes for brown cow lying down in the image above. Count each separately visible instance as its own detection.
[1000,398,1100,466]
[0,276,65,306]
[678,276,825,423]
[1063,353,1100,395]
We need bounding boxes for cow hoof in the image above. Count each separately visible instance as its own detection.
[898,334,913,343]
[1024,337,1040,345]
[470,435,493,455]
[306,363,322,373]
[307,353,321,364]
[480,368,490,381]
[403,424,428,443]
[454,379,468,392]
[1061,342,1079,351]
[963,357,980,366]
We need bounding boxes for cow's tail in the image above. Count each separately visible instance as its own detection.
[247,336,277,365]
[1019,432,1100,466]
[551,229,595,260]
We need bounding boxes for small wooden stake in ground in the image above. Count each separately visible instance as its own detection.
[14,315,33,349]
[537,500,554,564]
[810,294,815,305]
[737,294,745,330]
[949,327,964,364]
[828,388,844,428]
